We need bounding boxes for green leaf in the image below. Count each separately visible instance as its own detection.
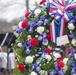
[13,67,21,74]
[41,63,49,71]
[16,37,23,43]
[15,49,23,56]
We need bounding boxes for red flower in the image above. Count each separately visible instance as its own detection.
[68,35,73,41]
[68,47,73,54]
[58,61,64,68]
[68,48,71,54]
[57,57,62,61]
[22,21,28,28]
[46,33,51,41]
[46,48,51,55]
[25,12,30,18]
[30,38,39,47]
[18,63,25,72]
[39,0,46,5]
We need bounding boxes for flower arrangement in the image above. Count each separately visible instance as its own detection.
[13,0,76,75]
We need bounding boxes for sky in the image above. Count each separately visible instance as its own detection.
[0,0,41,22]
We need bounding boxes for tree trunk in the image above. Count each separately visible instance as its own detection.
[26,0,29,12]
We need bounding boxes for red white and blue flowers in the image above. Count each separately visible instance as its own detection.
[14,0,76,75]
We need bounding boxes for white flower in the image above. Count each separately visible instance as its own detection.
[44,71,48,75]
[18,21,23,28]
[30,71,37,75]
[63,65,68,72]
[14,31,19,37]
[32,55,35,58]
[72,39,76,47]
[74,53,76,60]
[48,45,52,49]
[45,55,52,61]
[37,26,44,34]
[39,70,45,75]
[30,6,36,10]
[34,8,41,16]
[27,35,31,40]
[17,43,22,47]
[63,58,68,64]
[35,54,39,57]
[39,70,48,75]
[42,40,48,46]
[35,35,38,38]
[68,22,75,30]
[53,52,61,59]
[25,56,33,64]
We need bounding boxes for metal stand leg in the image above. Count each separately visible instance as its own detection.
[7,47,9,74]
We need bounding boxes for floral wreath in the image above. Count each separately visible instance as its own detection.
[13,0,76,75]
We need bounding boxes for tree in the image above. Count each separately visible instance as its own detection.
[0,0,41,23]
[0,0,26,22]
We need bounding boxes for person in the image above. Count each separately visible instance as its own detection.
[0,47,15,74]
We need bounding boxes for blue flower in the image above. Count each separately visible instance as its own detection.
[44,19,49,24]
[23,42,31,54]
[36,59,41,64]
[16,28,23,34]
[38,32,48,45]
[71,68,76,75]
[49,70,56,75]
[25,48,31,54]
[37,21,43,26]
[28,21,37,34]
[38,32,47,40]
[36,66,41,72]
[28,28,33,34]
[40,16,46,21]
[46,2,50,8]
